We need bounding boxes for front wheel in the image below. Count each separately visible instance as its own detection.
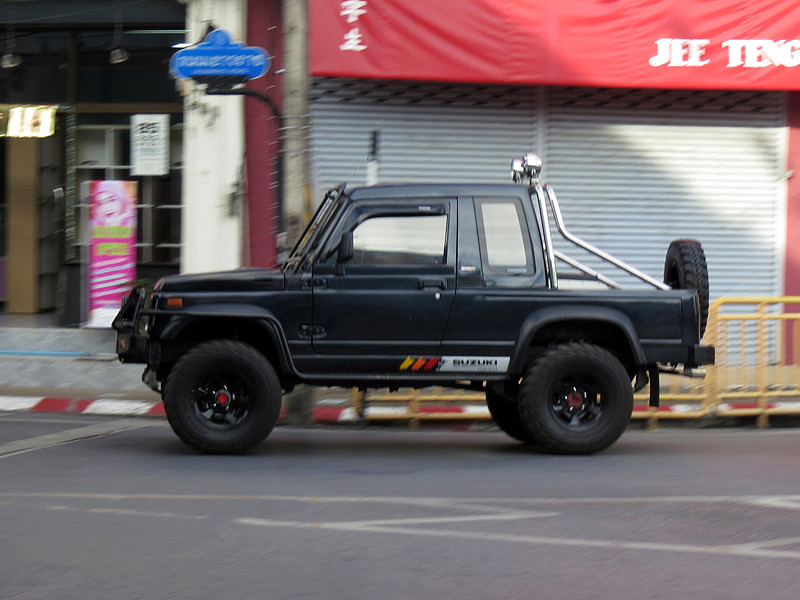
[163,340,282,453]
[518,343,633,455]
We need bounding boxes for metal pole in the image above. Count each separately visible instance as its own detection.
[281,0,311,243]
[63,106,77,262]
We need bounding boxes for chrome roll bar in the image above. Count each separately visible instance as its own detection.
[533,183,559,289]
[542,184,671,291]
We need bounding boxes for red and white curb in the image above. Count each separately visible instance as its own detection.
[3,395,799,422]
[0,395,166,417]
[717,401,800,412]
[0,395,489,423]
[632,403,704,414]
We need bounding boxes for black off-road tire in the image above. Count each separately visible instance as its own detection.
[518,343,633,455]
[163,340,282,453]
[486,387,535,443]
[664,239,709,337]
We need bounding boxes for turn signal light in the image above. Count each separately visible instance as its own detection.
[166,297,184,308]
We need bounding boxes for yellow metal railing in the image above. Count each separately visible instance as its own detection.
[703,296,800,427]
[351,297,800,429]
[350,387,490,430]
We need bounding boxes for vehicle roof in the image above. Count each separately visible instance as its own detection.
[346,182,531,200]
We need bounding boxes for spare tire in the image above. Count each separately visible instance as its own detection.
[663,239,709,337]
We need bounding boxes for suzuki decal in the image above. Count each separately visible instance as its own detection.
[399,356,510,373]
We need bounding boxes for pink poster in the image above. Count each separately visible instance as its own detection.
[88,180,138,327]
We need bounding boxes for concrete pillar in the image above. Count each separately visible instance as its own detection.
[180,0,247,274]
[281,0,311,250]
[6,138,38,313]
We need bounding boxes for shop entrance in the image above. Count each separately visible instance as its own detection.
[0,133,63,315]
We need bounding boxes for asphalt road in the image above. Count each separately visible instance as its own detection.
[1,413,800,600]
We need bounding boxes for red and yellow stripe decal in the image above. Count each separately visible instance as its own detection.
[399,356,440,371]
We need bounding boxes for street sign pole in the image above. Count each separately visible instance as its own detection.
[170,27,283,249]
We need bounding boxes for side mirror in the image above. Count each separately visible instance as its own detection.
[337,231,354,263]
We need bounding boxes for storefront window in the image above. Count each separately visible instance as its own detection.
[0,1,185,316]
[76,121,183,266]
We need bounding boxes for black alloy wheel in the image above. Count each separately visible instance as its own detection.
[518,343,633,455]
[191,373,251,427]
[550,373,603,429]
[163,340,282,453]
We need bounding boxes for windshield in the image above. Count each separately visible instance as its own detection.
[283,184,347,271]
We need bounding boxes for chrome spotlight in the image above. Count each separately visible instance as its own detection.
[511,158,524,182]
[523,153,543,179]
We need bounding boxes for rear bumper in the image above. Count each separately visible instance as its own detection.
[692,344,715,367]
[642,342,715,368]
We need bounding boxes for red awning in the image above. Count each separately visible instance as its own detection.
[310,0,800,90]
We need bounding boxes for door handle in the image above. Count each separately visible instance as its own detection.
[312,278,328,289]
[418,277,447,290]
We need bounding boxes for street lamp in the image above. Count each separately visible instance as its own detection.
[2,23,22,69]
[109,21,129,64]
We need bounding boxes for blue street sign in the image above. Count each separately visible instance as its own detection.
[170,29,270,80]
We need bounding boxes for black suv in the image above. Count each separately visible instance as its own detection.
[114,154,714,454]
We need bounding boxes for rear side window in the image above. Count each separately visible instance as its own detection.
[475,199,534,275]
[352,214,448,265]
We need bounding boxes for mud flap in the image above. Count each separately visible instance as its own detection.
[648,365,660,408]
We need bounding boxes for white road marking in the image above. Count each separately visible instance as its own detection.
[329,511,559,527]
[234,518,800,560]
[743,497,800,511]
[3,492,800,560]
[88,507,208,520]
[732,537,800,551]
[0,420,153,458]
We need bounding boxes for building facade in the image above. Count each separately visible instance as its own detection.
[4,0,800,324]
[0,0,186,321]
[297,0,800,301]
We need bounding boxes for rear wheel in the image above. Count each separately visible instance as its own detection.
[518,343,633,455]
[664,239,709,337]
[163,340,282,453]
[486,387,535,443]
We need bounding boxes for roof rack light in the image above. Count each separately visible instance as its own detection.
[511,153,543,184]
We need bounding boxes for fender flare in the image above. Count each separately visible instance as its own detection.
[509,305,647,374]
[158,304,297,375]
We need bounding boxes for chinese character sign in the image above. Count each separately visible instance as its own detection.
[310,0,800,91]
[87,180,138,328]
[338,0,368,52]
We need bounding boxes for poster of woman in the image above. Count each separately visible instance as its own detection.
[87,180,138,328]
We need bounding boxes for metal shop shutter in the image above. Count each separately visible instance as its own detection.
[311,80,786,300]
[542,88,786,299]
[309,79,538,193]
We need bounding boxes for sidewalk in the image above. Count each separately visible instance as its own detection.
[0,316,489,425]
[1,318,798,429]
[0,386,484,425]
